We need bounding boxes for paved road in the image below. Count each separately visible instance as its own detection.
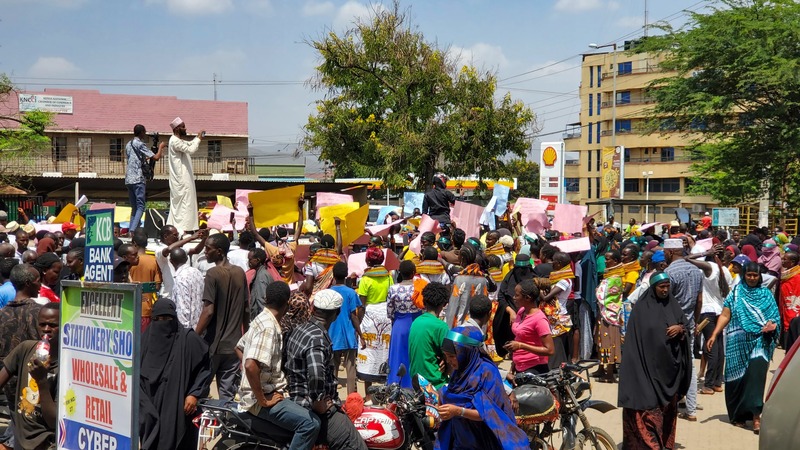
[340,350,786,450]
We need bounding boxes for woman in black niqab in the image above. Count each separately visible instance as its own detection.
[140,299,212,450]
[618,272,691,450]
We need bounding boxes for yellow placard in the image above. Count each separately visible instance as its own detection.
[53,204,85,228]
[114,206,132,223]
[249,185,305,228]
[318,202,360,224]
[216,195,233,209]
[342,205,370,247]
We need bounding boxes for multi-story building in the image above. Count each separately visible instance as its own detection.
[563,44,717,224]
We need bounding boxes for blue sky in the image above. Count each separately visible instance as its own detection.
[1,0,708,171]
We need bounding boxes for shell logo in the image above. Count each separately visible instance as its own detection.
[542,146,558,167]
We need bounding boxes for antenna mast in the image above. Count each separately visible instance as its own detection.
[644,0,649,37]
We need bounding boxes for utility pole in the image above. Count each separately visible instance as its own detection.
[213,73,219,101]
[644,0,649,37]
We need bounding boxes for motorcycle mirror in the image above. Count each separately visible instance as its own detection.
[411,373,421,392]
[397,364,407,378]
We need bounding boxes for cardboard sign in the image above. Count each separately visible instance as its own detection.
[409,215,441,255]
[451,201,484,239]
[316,192,355,219]
[551,203,588,234]
[551,237,591,253]
[206,203,247,231]
[403,192,424,217]
[53,203,85,229]
[249,185,304,229]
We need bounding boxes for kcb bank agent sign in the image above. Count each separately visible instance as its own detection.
[57,280,141,450]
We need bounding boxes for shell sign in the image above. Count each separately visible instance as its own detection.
[542,146,558,167]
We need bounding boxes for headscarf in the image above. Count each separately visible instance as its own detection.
[438,326,529,449]
[741,244,758,262]
[775,232,790,246]
[759,239,782,274]
[141,299,180,385]
[726,245,739,256]
[618,273,691,411]
[280,291,311,337]
[36,237,55,255]
[365,246,385,266]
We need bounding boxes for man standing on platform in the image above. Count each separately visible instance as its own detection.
[167,117,204,234]
[125,124,164,234]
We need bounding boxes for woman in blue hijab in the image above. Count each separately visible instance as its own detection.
[435,326,529,450]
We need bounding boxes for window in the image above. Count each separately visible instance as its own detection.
[661,147,675,162]
[662,207,677,216]
[588,150,592,172]
[597,66,602,87]
[650,177,681,193]
[588,94,593,117]
[109,138,123,162]
[596,178,601,199]
[207,140,222,163]
[596,149,601,172]
[566,178,580,193]
[624,148,630,162]
[597,93,601,115]
[587,177,592,198]
[596,121,600,143]
[588,123,593,144]
[618,61,633,75]
[589,66,594,88]
[628,206,640,214]
[615,119,632,133]
[616,91,631,105]
[52,136,67,161]
[624,178,640,193]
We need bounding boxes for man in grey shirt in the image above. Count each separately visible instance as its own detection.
[124,124,164,233]
[664,238,703,422]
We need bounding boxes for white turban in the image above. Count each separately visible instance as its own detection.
[313,289,343,310]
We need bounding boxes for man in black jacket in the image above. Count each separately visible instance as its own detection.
[422,173,455,225]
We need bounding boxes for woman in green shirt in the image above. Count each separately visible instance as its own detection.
[357,247,394,398]
[409,282,451,389]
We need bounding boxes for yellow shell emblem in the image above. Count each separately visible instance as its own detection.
[542,146,558,167]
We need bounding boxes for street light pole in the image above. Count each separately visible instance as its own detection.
[643,170,653,222]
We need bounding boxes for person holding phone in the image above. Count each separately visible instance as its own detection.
[125,124,164,234]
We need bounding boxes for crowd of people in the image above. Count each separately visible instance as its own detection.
[0,163,797,449]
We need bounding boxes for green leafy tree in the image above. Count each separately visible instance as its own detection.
[303,3,535,191]
[0,74,53,188]
[503,158,539,199]
[639,0,800,207]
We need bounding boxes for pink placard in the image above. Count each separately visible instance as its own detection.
[294,244,311,269]
[315,192,354,219]
[525,212,551,234]
[235,189,260,210]
[551,203,588,234]
[409,215,441,255]
[34,223,64,234]
[513,198,549,225]
[451,201,484,239]
[639,222,664,232]
[551,237,591,253]
[353,218,405,245]
[694,238,714,252]
[89,202,116,211]
[347,249,400,277]
[207,204,248,231]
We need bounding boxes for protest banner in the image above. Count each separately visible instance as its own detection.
[403,192,424,217]
[342,205,370,247]
[57,280,141,450]
[551,203,587,235]
[551,237,591,253]
[526,212,551,234]
[206,204,247,231]
[315,193,354,219]
[83,208,115,283]
[409,215,441,255]
[216,195,233,209]
[492,184,511,217]
[451,201,484,239]
[235,189,260,210]
[53,203,85,228]
[248,185,304,228]
[512,198,549,225]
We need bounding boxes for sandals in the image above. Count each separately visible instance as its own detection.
[699,387,715,395]
[753,418,761,434]
[732,422,746,428]
[679,412,697,422]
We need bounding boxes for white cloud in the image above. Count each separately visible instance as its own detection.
[553,0,619,13]
[333,1,384,30]
[302,0,334,16]
[452,43,510,72]
[146,0,234,15]
[28,56,82,78]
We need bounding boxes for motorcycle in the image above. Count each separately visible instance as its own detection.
[195,366,436,450]
[513,360,617,450]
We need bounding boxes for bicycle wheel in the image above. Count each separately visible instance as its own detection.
[573,428,616,450]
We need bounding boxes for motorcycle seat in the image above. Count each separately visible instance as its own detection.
[514,385,559,425]
[200,399,294,444]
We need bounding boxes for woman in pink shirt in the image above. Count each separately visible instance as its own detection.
[505,279,555,375]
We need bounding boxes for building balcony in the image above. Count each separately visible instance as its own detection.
[624,155,694,164]
[15,155,255,178]
[601,97,655,108]
[602,66,660,79]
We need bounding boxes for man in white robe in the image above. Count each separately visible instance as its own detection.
[167,117,204,233]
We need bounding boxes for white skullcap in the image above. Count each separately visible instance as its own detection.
[663,239,684,249]
[313,289,343,310]
[170,117,184,130]
[499,235,514,248]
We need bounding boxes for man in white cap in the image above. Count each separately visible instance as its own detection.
[167,117,204,233]
[663,237,703,422]
[283,289,368,450]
